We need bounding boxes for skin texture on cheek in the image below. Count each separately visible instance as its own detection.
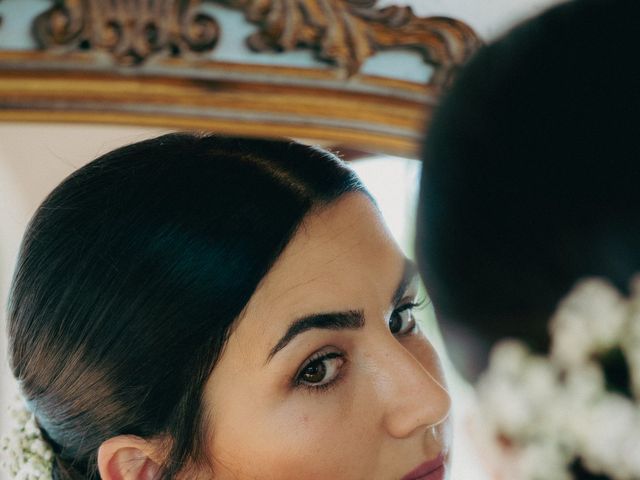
[207,344,381,480]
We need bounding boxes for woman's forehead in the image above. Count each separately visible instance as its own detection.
[234,193,406,338]
[260,195,398,294]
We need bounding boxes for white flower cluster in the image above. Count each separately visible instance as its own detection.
[474,277,640,480]
[1,400,53,480]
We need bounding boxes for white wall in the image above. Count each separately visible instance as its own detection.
[399,0,565,40]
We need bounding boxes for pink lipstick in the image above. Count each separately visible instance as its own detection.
[401,453,446,480]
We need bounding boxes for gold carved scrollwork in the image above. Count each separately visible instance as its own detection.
[229,0,481,83]
[33,0,220,66]
[32,0,480,82]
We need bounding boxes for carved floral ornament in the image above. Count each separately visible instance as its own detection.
[0,0,481,158]
[30,0,481,84]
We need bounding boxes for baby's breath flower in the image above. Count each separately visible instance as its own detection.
[1,398,53,479]
[475,277,640,480]
[550,278,627,368]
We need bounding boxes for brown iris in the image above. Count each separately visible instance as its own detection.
[301,361,326,383]
[388,313,402,334]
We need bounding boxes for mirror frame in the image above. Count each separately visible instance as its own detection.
[0,0,481,158]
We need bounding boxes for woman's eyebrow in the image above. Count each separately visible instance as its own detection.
[265,258,418,364]
[266,310,364,364]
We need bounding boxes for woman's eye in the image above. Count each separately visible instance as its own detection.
[388,304,417,335]
[296,352,345,389]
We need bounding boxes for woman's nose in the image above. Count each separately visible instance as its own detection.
[375,338,451,439]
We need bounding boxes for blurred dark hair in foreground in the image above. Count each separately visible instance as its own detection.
[417,0,640,372]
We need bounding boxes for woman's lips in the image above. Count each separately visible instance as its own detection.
[401,453,446,480]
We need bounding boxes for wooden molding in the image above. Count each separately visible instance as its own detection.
[33,0,221,66]
[32,0,480,83]
[0,0,482,158]
[0,53,435,157]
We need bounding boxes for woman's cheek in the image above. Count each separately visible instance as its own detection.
[222,420,356,480]
[247,389,366,478]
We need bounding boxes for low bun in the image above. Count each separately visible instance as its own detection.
[51,456,85,480]
[36,420,87,480]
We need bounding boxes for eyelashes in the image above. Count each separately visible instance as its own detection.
[293,350,346,393]
[389,297,427,336]
[292,298,427,393]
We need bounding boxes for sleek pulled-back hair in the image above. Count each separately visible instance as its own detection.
[8,132,366,479]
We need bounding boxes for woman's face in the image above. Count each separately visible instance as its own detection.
[203,193,451,480]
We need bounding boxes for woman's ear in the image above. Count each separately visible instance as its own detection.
[97,435,162,480]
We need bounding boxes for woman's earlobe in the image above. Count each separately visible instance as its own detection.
[97,435,162,480]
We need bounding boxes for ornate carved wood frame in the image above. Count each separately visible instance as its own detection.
[0,0,481,158]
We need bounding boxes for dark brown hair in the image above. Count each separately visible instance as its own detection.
[8,132,366,479]
[417,0,640,351]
